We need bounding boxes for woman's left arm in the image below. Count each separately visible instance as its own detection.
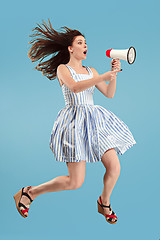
[107,59,121,98]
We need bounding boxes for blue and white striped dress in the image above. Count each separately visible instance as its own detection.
[49,64,136,163]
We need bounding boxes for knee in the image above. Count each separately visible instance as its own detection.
[108,161,121,177]
[69,179,85,190]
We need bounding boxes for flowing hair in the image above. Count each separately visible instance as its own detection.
[28,18,85,81]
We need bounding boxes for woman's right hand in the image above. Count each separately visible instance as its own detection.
[101,69,122,82]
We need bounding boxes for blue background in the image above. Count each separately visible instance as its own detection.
[1,0,160,239]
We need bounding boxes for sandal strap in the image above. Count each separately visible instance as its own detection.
[19,203,29,214]
[18,200,30,214]
[97,200,111,209]
[22,187,33,202]
[98,195,118,221]
[18,201,28,210]
[98,196,111,209]
[105,210,118,220]
[21,208,29,214]
[105,214,117,219]
[107,217,117,223]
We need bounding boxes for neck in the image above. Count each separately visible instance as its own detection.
[67,58,83,69]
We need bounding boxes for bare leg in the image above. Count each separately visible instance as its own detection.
[29,175,71,199]
[99,148,121,222]
[20,160,86,216]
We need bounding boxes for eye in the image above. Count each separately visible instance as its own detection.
[78,42,87,44]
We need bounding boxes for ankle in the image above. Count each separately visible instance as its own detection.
[28,186,37,200]
[100,195,110,205]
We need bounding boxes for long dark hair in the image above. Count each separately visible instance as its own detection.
[28,18,85,81]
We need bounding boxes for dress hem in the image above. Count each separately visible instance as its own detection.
[51,141,136,163]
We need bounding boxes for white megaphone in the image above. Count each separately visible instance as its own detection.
[106,46,136,64]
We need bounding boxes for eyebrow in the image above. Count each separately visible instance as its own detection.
[78,40,86,42]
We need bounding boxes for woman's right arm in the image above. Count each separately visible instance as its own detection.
[57,64,121,93]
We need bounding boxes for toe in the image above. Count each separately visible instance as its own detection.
[24,212,28,217]
[113,218,117,223]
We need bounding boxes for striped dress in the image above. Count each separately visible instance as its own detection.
[49,64,136,163]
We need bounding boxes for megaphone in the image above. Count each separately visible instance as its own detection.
[106,46,136,64]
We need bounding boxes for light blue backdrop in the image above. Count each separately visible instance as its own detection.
[1,0,159,239]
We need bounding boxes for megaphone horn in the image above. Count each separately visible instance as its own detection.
[106,46,136,64]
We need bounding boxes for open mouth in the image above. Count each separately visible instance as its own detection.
[83,50,87,55]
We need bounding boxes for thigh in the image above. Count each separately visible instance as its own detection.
[66,160,86,185]
[101,148,121,172]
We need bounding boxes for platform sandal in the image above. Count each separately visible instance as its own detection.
[97,196,118,224]
[13,186,33,218]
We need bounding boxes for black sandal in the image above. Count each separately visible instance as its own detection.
[97,196,118,224]
[13,186,33,218]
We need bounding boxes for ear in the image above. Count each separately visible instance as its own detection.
[68,46,73,53]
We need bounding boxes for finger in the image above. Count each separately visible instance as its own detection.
[113,63,119,67]
[116,68,122,71]
[112,68,122,71]
[113,62,120,66]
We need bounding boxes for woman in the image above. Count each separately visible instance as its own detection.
[13,19,136,224]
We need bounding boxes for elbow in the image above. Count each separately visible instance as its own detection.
[72,83,78,93]
[106,91,114,98]
[106,90,113,98]
[72,86,77,93]
[106,94,114,98]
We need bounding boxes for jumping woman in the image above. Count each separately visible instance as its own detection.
[13,19,136,224]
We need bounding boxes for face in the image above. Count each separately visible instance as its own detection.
[68,35,87,60]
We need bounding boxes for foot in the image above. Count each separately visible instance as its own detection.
[19,186,35,217]
[98,195,117,223]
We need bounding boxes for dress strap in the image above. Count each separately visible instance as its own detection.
[65,65,76,78]
[66,64,93,77]
[86,66,93,76]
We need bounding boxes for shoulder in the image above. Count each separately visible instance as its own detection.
[57,64,69,78]
[57,64,73,73]
[56,64,68,86]
[57,64,67,72]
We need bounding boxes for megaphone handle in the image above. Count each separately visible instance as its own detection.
[112,58,118,71]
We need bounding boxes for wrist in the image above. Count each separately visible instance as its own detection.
[111,68,117,75]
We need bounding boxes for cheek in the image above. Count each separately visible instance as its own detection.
[77,46,82,52]
[74,45,83,55]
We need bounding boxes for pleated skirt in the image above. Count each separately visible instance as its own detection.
[49,104,136,163]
